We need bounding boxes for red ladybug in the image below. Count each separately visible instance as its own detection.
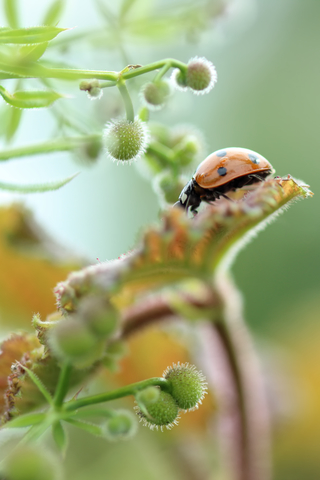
[175,147,274,213]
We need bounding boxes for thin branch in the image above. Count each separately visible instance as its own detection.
[198,273,271,480]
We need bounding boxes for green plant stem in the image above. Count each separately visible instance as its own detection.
[154,62,172,82]
[0,58,187,82]
[99,80,117,88]
[0,134,101,161]
[117,79,134,122]
[122,59,187,80]
[64,377,171,412]
[147,142,175,165]
[53,364,72,408]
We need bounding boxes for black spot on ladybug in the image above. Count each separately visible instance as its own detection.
[248,154,260,164]
[217,167,227,176]
[216,149,227,157]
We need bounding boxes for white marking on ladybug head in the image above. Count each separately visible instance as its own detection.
[180,192,188,204]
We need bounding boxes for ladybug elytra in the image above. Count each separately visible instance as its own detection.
[175,147,274,213]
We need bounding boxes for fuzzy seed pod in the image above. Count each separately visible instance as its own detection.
[104,118,149,164]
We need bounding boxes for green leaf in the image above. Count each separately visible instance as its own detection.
[0,172,79,193]
[65,418,103,436]
[55,177,313,313]
[16,362,53,405]
[120,0,138,19]
[52,421,68,454]
[5,106,23,141]
[0,26,67,45]
[19,43,49,63]
[0,86,64,109]
[4,0,19,28]
[43,0,65,26]
[3,413,46,429]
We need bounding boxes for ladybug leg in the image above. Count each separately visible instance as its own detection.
[217,192,234,202]
[248,173,265,182]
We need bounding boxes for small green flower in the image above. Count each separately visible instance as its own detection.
[104,118,149,164]
[163,362,208,411]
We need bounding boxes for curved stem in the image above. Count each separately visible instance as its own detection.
[64,377,171,412]
[198,274,271,480]
[154,62,172,82]
[122,58,187,80]
[0,58,187,82]
[117,79,134,122]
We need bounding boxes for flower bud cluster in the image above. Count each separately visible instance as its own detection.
[48,296,119,368]
[79,79,103,100]
[134,363,207,431]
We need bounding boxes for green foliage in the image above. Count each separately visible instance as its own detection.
[0,26,67,44]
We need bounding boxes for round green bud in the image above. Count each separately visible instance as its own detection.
[135,386,160,405]
[78,296,118,338]
[171,69,188,92]
[163,362,208,411]
[186,57,217,95]
[140,81,171,110]
[135,389,179,430]
[104,118,149,164]
[74,137,103,165]
[104,410,137,441]
[154,171,186,205]
[3,446,59,480]
[48,317,100,367]
[173,135,200,167]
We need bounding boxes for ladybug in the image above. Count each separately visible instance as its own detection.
[175,147,274,213]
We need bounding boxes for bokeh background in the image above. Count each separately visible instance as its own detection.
[0,0,319,479]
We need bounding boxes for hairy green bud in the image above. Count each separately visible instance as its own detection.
[48,317,104,368]
[163,362,208,411]
[104,118,149,164]
[140,80,171,110]
[186,57,217,95]
[154,171,187,205]
[78,296,118,338]
[104,410,137,441]
[135,389,179,431]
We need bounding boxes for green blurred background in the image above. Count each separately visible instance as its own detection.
[0,0,319,478]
